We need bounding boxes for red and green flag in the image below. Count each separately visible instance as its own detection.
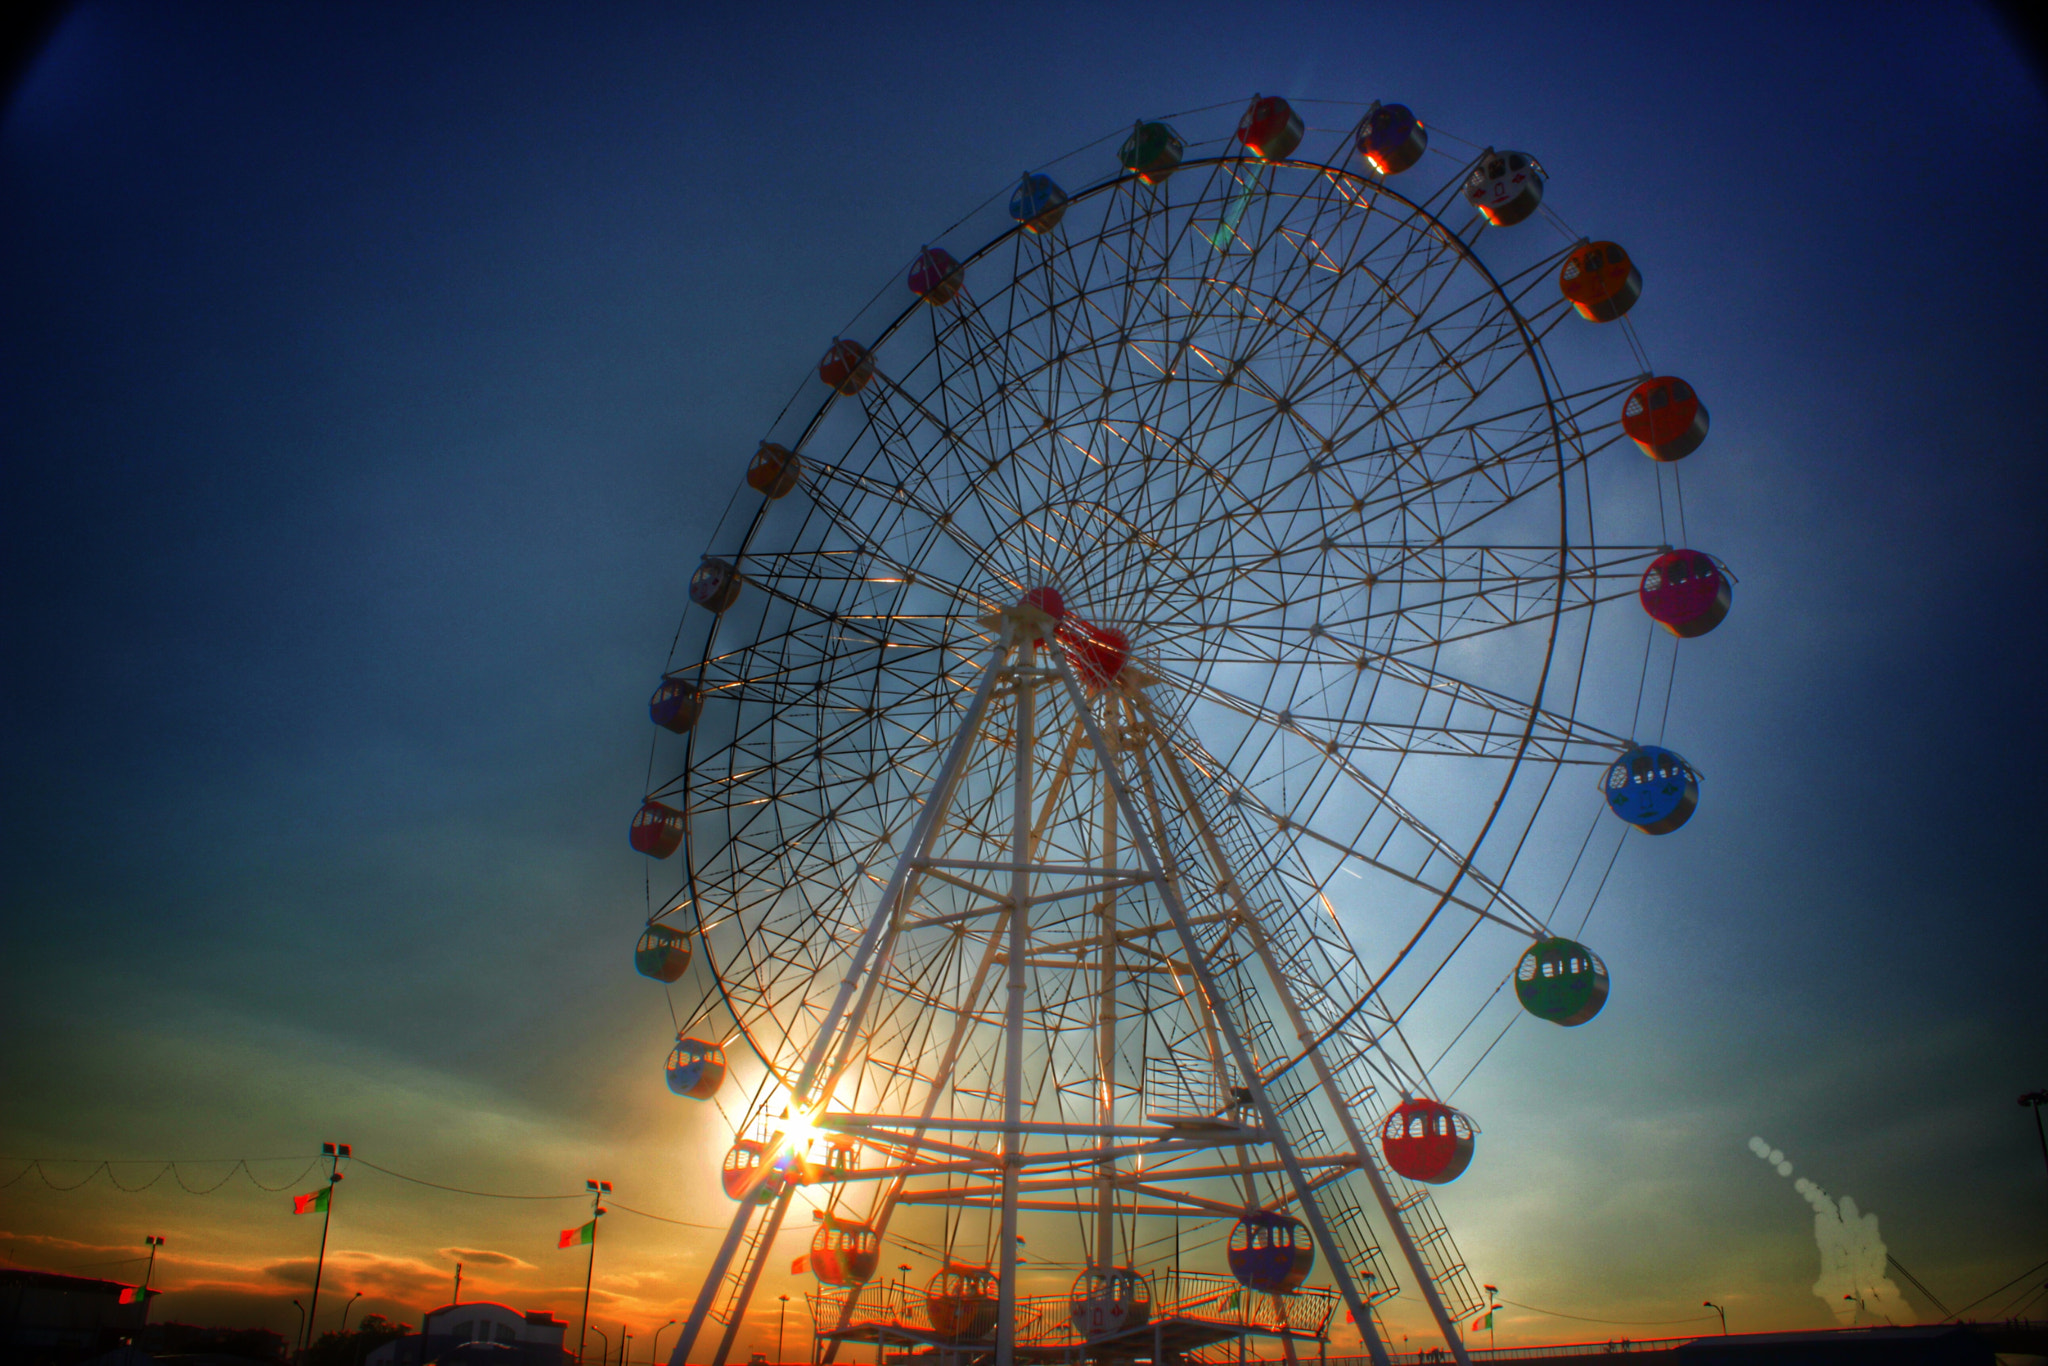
[292,1188,329,1215]
[558,1220,595,1248]
[117,1287,156,1305]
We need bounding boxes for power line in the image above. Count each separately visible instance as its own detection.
[1944,1257,2048,1323]
[350,1159,584,1201]
[1498,1299,1719,1327]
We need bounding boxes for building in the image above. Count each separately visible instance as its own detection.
[365,1301,568,1366]
[0,1269,148,1365]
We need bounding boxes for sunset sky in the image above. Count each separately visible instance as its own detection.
[3,2,2046,1358]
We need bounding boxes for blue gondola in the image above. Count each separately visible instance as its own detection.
[665,1035,726,1099]
[1009,173,1068,235]
[1602,744,1699,834]
[1227,1211,1313,1294]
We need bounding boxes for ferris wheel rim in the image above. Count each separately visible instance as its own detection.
[659,142,1613,1095]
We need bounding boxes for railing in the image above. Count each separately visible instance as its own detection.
[807,1272,1338,1348]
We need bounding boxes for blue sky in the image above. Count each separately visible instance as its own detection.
[3,0,2045,1352]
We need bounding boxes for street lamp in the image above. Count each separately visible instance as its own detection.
[1703,1302,1727,1336]
[291,1300,306,1356]
[650,1319,678,1365]
[588,1325,610,1366]
[778,1295,790,1364]
[896,1265,912,1320]
[341,1292,364,1334]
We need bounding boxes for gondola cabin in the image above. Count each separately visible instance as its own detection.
[1010,173,1068,234]
[810,1219,881,1286]
[1237,95,1304,161]
[1622,377,1710,462]
[690,557,741,613]
[926,1266,999,1340]
[1463,149,1545,227]
[1227,1212,1313,1294]
[1640,550,1731,638]
[909,247,965,306]
[1058,617,1129,688]
[1559,241,1641,322]
[1515,937,1609,1026]
[1358,102,1427,175]
[746,442,803,498]
[817,339,875,395]
[1070,1268,1152,1337]
[634,924,692,982]
[720,1137,767,1199]
[1380,1097,1476,1184]
[666,1036,726,1100]
[1603,744,1699,834]
[1120,121,1185,185]
[649,678,701,734]
[630,800,684,859]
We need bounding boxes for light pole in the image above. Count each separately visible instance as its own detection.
[651,1319,677,1365]
[896,1265,911,1320]
[621,1328,631,1366]
[778,1295,790,1363]
[1482,1285,1499,1352]
[1703,1302,1726,1336]
[291,1300,306,1354]
[2021,1091,2048,1177]
[589,1325,610,1366]
[341,1292,363,1334]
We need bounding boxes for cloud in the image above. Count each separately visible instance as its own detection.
[437,1248,535,1271]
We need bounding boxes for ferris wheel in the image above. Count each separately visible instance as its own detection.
[629,95,1729,1366]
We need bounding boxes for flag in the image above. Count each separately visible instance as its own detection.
[293,1189,328,1215]
[118,1287,155,1305]
[1471,1310,1494,1331]
[791,1254,809,1275]
[559,1220,595,1248]
[1224,1289,1241,1311]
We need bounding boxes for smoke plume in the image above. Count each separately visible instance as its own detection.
[1746,1136,1911,1325]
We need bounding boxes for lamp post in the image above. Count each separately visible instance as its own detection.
[291,1300,306,1355]
[577,1179,612,1366]
[341,1292,364,1334]
[1703,1302,1726,1336]
[778,1295,790,1364]
[651,1319,677,1365]
[621,1328,631,1366]
[589,1325,610,1366]
[896,1265,911,1321]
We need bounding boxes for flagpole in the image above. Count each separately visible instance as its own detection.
[578,1179,609,1365]
[303,1142,348,1359]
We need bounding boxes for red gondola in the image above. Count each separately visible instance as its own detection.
[1621,377,1709,462]
[818,339,875,395]
[810,1218,881,1286]
[720,1138,767,1199]
[1237,95,1304,161]
[1559,241,1641,322]
[909,247,965,306]
[1380,1097,1475,1184]
[1639,549,1731,638]
[746,442,803,498]
[926,1265,999,1340]
[629,800,684,859]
